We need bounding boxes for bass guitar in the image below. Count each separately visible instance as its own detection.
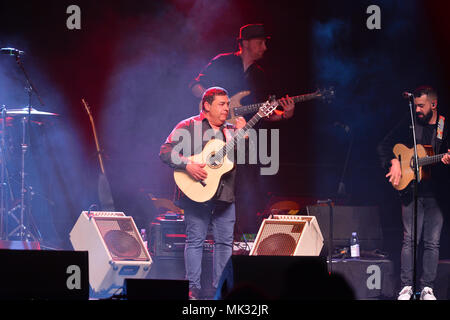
[198,88,335,124]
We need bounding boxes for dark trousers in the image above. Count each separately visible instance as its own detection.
[400,196,444,289]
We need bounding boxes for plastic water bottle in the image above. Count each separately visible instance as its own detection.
[350,232,360,258]
[140,228,148,250]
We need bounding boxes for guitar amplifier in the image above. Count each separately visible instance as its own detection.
[149,214,213,258]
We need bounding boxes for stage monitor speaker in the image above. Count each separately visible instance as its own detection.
[0,249,88,300]
[69,211,153,298]
[305,205,383,253]
[250,215,323,256]
[216,255,354,300]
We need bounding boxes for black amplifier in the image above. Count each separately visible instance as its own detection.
[149,214,213,258]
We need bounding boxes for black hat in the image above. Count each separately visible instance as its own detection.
[237,24,270,41]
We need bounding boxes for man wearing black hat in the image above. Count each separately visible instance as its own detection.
[190,23,294,121]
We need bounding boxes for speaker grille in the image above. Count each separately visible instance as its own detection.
[254,221,305,256]
[94,217,148,261]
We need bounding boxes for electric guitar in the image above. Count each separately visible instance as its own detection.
[391,143,450,191]
[198,88,335,124]
[82,99,115,210]
[175,99,279,202]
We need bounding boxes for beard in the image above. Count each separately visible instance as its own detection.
[416,110,433,125]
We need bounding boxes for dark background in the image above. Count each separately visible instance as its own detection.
[0,0,449,274]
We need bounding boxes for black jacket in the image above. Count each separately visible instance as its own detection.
[377,111,449,203]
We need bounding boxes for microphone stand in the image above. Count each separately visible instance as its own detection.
[337,126,353,201]
[7,53,44,241]
[317,198,333,274]
[407,94,419,300]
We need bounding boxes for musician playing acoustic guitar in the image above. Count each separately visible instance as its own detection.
[160,87,247,300]
[377,86,450,300]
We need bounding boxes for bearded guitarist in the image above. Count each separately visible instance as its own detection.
[377,86,450,300]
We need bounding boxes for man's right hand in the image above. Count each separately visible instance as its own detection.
[386,158,402,186]
[186,162,207,181]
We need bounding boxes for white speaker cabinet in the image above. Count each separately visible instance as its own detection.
[250,215,324,256]
[70,211,152,298]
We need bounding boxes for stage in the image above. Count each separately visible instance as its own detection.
[0,0,449,306]
[1,239,449,301]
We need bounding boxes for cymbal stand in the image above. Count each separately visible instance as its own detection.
[7,53,44,242]
[6,95,38,241]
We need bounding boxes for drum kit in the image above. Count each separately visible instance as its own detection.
[0,48,58,244]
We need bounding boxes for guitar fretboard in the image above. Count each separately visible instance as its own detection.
[233,93,320,117]
[210,112,263,164]
[418,152,449,167]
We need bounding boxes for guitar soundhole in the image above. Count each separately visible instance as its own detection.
[207,152,223,169]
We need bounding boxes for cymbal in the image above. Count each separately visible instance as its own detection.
[5,107,58,116]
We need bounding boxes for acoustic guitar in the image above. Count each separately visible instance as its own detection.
[82,99,115,210]
[175,99,278,202]
[391,143,449,191]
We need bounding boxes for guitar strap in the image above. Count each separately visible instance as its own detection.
[415,114,445,154]
[223,125,234,143]
[435,115,445,153]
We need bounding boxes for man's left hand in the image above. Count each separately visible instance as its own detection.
[279,95,295,119]
[442,149,450,165]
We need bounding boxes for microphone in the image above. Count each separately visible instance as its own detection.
[0,47,25,56]
[403,92,414,99]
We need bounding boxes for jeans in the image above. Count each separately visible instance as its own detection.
[400,196,444,289]
[183,200,235,290]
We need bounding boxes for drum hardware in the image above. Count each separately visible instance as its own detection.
[1,50,58,242]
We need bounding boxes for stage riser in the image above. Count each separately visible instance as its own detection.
[332,259,395,299]
[435,260,450,300]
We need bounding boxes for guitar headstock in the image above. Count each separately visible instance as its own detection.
[315,87,335,103]
[258,96,279,118]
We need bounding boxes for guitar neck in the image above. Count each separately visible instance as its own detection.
[82,99,105,174]
[234,93,319,116]
[418,152,450,167]
[216,112,263,160]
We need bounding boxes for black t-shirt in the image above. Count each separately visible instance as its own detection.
[417,123,436,196]
[377,112,449,202]
[419,123,435,145]
[190,52,269,105]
